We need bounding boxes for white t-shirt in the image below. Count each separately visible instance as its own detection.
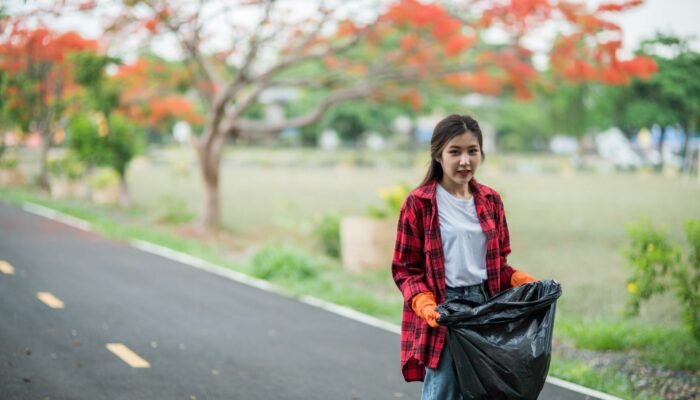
[436,183,488,287]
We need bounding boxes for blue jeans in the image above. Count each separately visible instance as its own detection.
[421,282,488,400]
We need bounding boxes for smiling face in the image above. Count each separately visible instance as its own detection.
[437,131,482,193]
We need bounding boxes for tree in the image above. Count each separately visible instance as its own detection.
[69,53,202,205]
[77,0,654,228]
[67,52,146,206]
[0,24,98,190]
[488,97,555,151]
[601,34,700,168]
[110,55,204,137]
[0,70,12,159]
[67,112,144,204]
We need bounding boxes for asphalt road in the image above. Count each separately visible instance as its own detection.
[0,202,608,400]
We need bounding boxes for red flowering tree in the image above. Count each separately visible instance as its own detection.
[0,22,98,189]
[66,53,202,205]
[87,0,655,227]
[111,57,204,135]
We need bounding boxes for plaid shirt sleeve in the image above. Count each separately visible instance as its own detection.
[392,195,430,304]
[494,192,517,290]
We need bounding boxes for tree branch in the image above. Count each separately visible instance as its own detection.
[254,19,374,85]
[201,0,276,154]
[229,82,374,135]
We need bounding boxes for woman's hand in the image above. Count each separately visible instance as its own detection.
[511,271,538,287]
[412,292,441,328]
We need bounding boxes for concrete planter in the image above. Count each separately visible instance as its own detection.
[0,169,26,186]
[340,217,395,272]
[91,185,120,205]
[50,179,88,200]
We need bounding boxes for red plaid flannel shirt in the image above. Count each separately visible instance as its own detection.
[391,179,518,382]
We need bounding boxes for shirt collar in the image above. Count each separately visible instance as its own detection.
[414,178,484,200]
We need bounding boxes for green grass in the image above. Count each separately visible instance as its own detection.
[240,243,404,323]
[556,318,700,371]
[549,354,664,400]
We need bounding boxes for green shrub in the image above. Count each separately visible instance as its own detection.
[0,153,19,169]
[313,211,341,258]
[47,152,86,180]
[67,113,101,167]
[250,244,324,282]
[89,168,119,189]
[67,112,144,178]
[155,194,194,225]
[679,220,700,340]
[623,217,700,341]
[367,182,410,219]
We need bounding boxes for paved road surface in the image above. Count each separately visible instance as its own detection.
[0,202,609,400]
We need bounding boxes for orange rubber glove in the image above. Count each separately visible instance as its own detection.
[411,292,441,328]
[511,270,538,287]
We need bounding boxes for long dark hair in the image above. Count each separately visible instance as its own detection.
[419,114,485,187]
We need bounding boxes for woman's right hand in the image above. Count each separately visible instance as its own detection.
[412,292,441,327]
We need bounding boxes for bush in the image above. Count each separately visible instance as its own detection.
[623,217,700,341]
[155,194,194,225]
[67,113,102,167]
[89,168,119,189]
[67,112,144,177]
[0,153,19,169]
[679,220,700,340]
[313,211,341,258]
[47,152,86,180]
[367,182,410,219]
[250,244,324,282]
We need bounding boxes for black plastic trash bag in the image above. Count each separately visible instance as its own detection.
[436,280,562,400]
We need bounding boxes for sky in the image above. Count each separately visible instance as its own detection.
[11,0,700,57]
[587,0,700,51]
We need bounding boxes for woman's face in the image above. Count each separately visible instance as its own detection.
[437,132,482,190]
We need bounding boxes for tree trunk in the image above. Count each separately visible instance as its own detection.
[202,166,220,228]
[38,130,51,192]
[409,116,419,155]
[36,110,56,192]
[681,117,697,173]
[656,127,667,173]
[118,173,130,208]
[196,125,226,229]
[0,132,6,159]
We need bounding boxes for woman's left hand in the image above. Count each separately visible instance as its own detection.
[511,271,538,287]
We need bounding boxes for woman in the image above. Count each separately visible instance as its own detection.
[391,114,537,399]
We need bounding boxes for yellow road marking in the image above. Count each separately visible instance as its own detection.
[36,292,65,309]
[0,260,14,275]
[106,343,151,368]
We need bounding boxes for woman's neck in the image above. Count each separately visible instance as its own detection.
[439,179,472,199]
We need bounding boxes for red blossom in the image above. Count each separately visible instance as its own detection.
[443,35,475,56]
